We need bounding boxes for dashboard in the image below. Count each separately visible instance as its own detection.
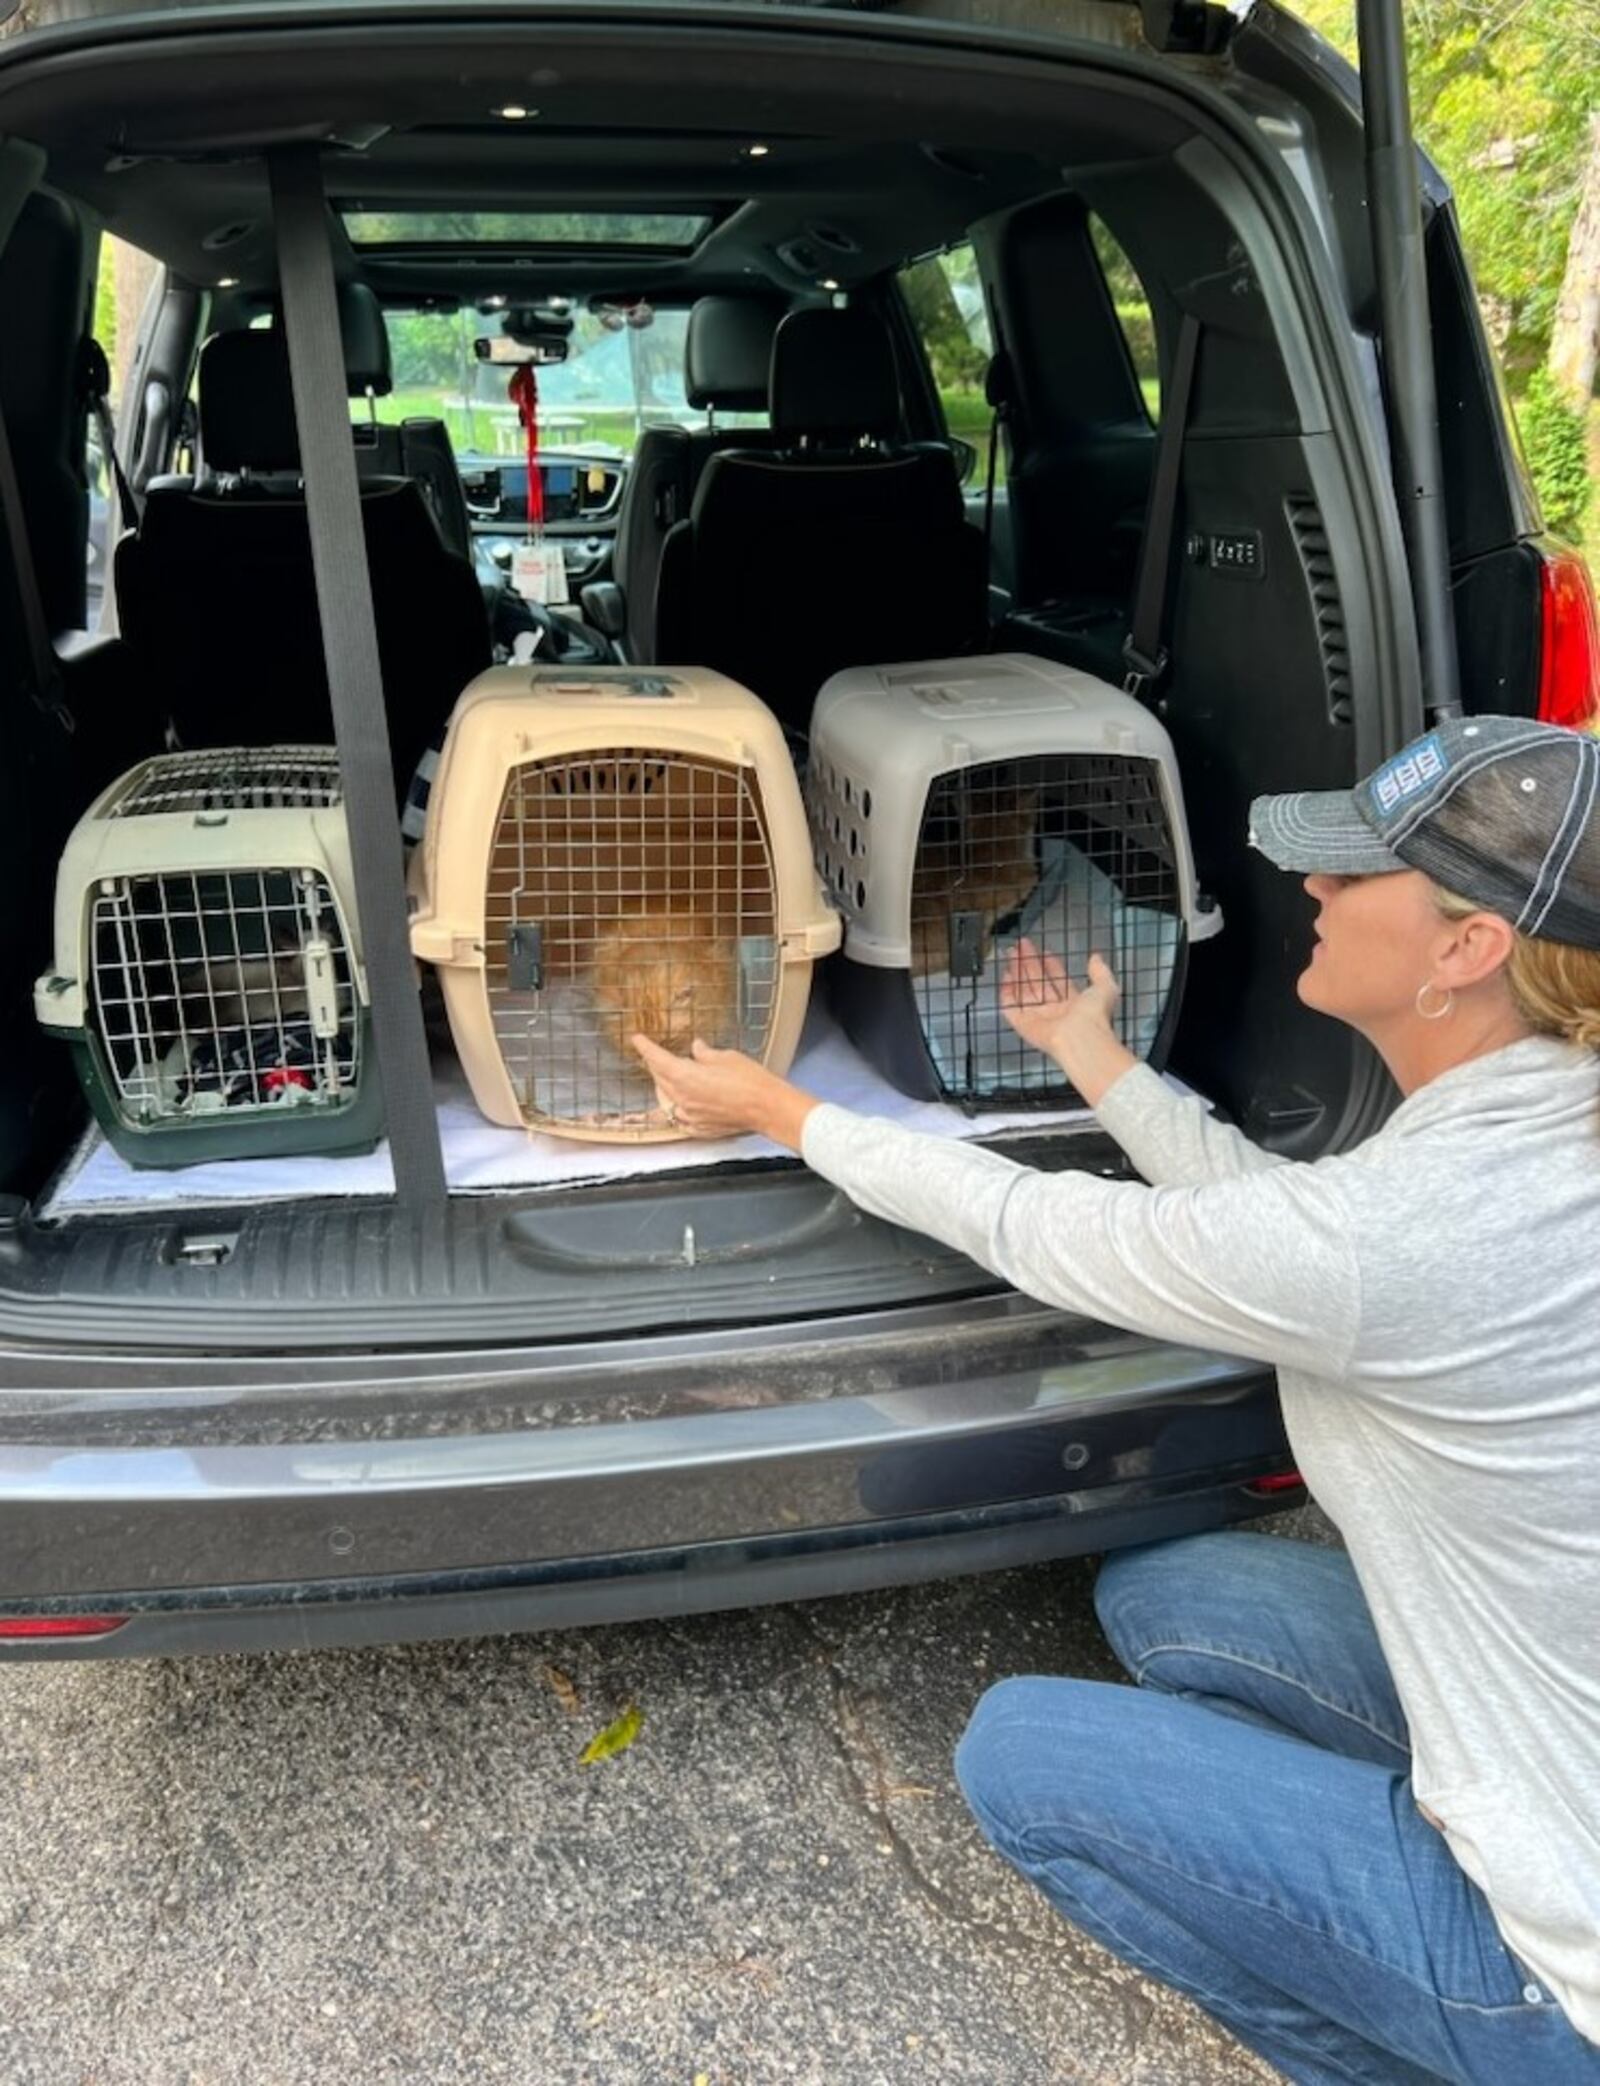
[459,453,625,529]
[459,449,627,591]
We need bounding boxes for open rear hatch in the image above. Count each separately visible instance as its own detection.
[0,0,1447,1350]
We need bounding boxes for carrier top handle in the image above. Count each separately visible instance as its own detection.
[268,146,447,1210]
[1356,0,1462,725]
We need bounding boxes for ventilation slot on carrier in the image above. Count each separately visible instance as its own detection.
[108,748,345,817]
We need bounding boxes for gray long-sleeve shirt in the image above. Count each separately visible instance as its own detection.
[801,1035,1600,2041]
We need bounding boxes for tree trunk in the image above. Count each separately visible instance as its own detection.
[1550,110,1600,409]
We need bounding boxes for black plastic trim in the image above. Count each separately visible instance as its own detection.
[0,1465,1298,1660]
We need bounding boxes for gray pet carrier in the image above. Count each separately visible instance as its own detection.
[807,655,1217,1106]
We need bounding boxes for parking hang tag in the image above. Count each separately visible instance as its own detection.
[512,541,569,603]
[506,360,567,601]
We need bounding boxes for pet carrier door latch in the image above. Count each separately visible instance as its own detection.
[792,914,846,960]
[947,911,987,980]
[300,936,342,1041]
[506,923,544,993]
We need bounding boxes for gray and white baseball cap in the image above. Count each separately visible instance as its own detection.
[1249,715,1600,950]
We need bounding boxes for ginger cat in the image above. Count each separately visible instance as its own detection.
[590,898,740,1055]
[909,788,1040,977]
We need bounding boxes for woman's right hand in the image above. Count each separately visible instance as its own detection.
[1001,940,1136,1106]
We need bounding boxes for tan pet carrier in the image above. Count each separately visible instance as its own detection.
[410,666,841,1140]
[34,747,382,1169]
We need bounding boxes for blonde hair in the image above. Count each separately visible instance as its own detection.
[1431,884,1600,1051]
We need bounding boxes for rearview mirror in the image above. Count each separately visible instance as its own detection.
[474,333,570,368]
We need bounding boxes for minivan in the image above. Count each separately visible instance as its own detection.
[0,0,1595,1659]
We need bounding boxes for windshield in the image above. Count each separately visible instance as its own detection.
[370,304,764,461]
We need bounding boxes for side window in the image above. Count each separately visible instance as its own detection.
[89,232,161,431]
[86,231,160,617]
[899,245,996,481]
[1088,216,1160,422]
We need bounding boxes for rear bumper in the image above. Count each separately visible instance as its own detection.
[0,1301,1294,1657]
[0,1483,1299,1660]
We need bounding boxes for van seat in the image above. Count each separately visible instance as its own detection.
[115,328,491,797]
[654,308,987,737]
[612,294,784,660]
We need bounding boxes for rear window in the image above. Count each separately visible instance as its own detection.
[85,230,161,619]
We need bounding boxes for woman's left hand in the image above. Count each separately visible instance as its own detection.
[631,1035,820,1152]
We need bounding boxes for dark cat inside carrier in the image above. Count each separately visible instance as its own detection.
[35,749,382,1167]
[808,655,1216,1108]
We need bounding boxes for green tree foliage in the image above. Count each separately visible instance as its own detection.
[345,210,702,246]
[1518,365,1593,541]
[900,254,989,391]
[385,308,463,391]
[1293,0,1599,541]
[91,253,117,365]
[1294,0,1599,381]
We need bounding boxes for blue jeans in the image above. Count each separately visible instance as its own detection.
[954,1532,1600,2086]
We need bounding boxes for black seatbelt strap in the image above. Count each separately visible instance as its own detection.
[0,391,72,733]
[980,347,1013,618]
[78,338,141,532]
[1122,310,1201,702]
[269,145,447,1210]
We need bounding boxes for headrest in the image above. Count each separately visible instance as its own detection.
[338,280,392,397]
[769,308,901,441]
[199,287,394,470]
[685,295,784,412]
[198,329,302,472]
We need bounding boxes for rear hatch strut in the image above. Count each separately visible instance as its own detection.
[1356,0,1461,723]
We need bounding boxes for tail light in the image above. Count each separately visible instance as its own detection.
[1244,1471,1305,1497]
[1537,551,1600,731]
[0,1615,128,1639]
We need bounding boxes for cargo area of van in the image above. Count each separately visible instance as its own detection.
[0,0,1526,1353]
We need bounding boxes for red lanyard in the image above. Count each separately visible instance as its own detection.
[507,365,545,533]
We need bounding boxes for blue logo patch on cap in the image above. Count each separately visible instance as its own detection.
[1370,731,1447,817]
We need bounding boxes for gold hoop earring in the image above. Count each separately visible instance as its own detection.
[1416,982,1455,1021]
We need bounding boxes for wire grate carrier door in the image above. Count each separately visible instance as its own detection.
[807,655,1217,1107]
[410,667,841,1141]
[35,747,383,1169]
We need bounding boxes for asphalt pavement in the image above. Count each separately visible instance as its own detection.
[0,1519,1332,2085]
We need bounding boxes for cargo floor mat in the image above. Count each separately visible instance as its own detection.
[41,1009,1179,1217]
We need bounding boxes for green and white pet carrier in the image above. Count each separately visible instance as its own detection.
[35,748,383,1168]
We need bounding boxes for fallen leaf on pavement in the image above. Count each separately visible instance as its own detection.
[579,1704,643,1766]
[544,1664,580,1714]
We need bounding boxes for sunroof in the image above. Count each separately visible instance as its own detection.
[341,210,712,248]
